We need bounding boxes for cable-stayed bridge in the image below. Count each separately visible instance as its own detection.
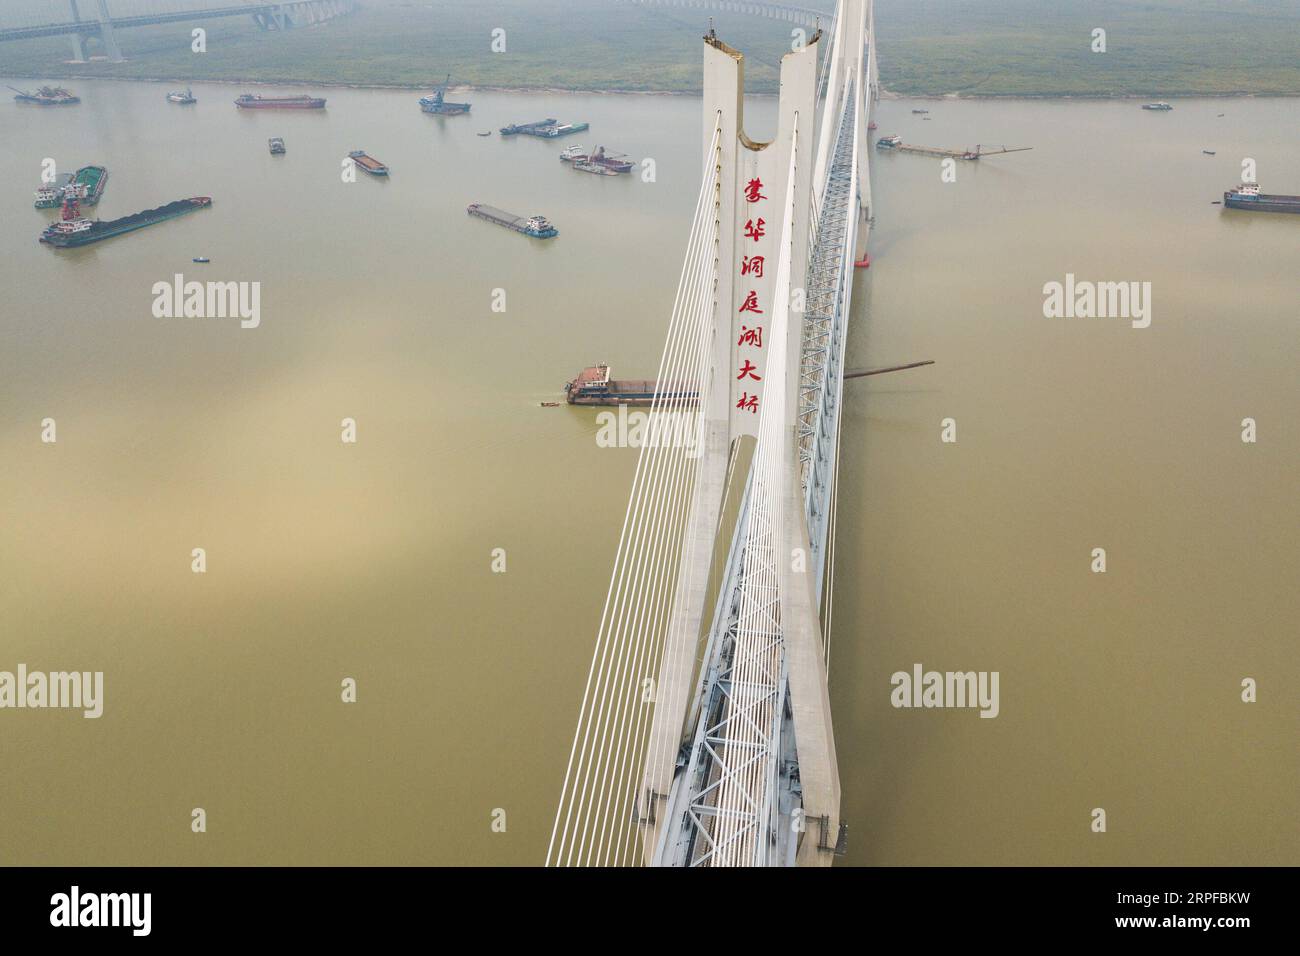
[550,0,877,867]
[0,0,356,61]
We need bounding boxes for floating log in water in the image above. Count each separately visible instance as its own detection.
[843,360,935,379]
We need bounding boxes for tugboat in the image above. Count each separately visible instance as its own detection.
[419,74,471,115]
[1141,102,1173,111]
[1223,181,1300,214]
[33,166,107,208]
[167,88,196,104]
[268,137,286,155]
[34,174,74,209]
[10,85,80,106]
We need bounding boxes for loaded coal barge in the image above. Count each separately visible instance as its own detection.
[40,197,212,248]
[1223,182,1300,214]
[564,364,698,407]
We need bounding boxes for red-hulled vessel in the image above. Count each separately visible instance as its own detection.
[235,94,326,110]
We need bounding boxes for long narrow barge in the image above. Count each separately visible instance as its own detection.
[500,118,589,138]
[235,94,325,109]
[466,203,557,238]
[1223,182,1300,214]
[565,364,698,406]
[40,197,212,248]
[348,150,389,176]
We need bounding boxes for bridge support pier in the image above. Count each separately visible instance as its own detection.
[66,1,87,60]
[93,0,124,62]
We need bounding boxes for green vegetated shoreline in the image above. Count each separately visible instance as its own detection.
[2,0,1298,98]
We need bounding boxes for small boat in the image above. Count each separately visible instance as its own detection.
[1211,201,1222,205]
[1217,113,1225,117]
[268,137,286,155]
[540,401,560,407]
[911,108,929,114]
[167,88,196,104]
[1141,102,1173,111]
[477,130,492,137]
[193,256,210,263]
[1202,150,1216,155]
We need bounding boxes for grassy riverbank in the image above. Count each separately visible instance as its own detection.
[1,0,1298,96]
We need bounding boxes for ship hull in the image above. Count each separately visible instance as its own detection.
[75,165,108,206]
[1224,192,1300,214]
[566,385,697,407]
[41,198,211,248]
[466,204,558,239]
[235,97,325,110]
[15,96,79,106]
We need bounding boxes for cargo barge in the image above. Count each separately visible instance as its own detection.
[235,94,325,110]
[420,75,471,115]
[348,150,389,176]
[565,364,698,407]
[70,165,108,206]
[33,165,107,208]
[1223,182,1300,214]
[11,85,79,106]
[40,197,212,248]
[500,118,589,138]
[560,145,635,174]
[466,203,557,238]
[500,118,557,136]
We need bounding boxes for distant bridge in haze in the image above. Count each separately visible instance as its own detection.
[621,0,834,27]
[0,0,357,61]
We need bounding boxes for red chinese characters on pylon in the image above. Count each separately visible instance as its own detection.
[736,177,767,417]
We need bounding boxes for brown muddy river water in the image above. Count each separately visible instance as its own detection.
[1,80,1295,865]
